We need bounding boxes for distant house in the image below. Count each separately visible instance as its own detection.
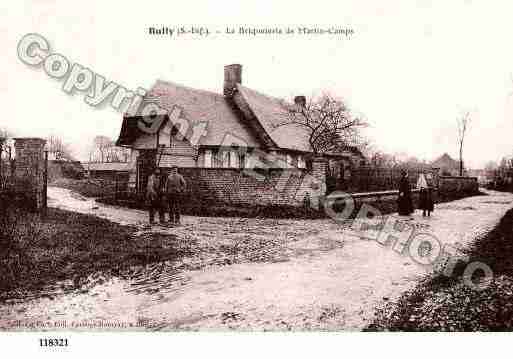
[431,153,462,176]
[116,64,365,194]
[82,162,129,181]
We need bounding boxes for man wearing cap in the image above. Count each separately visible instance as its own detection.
[165,165,187,225]
[146,167,166,225]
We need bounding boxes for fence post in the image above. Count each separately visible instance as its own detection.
[43,150,48,216]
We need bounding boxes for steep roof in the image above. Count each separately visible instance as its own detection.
[236,84,364,157]
[236,85,311,152]
[118,80,262,148]
[117,79,363,158]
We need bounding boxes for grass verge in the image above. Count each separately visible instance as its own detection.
[0,207,187,302]
[367,206,513,331]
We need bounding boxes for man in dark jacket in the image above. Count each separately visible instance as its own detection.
[146,168,165,224]
[165,166,187,225]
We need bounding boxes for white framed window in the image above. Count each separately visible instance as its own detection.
[229,151,238,168]
[204,149,212,168]
[297,155,306,169]
[286,154,293,168]
[244,152,254,168]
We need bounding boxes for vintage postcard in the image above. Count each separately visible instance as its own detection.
[1,0,513,356]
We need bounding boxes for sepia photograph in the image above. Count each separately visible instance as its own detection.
[1,0,513,357]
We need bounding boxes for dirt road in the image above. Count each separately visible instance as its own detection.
[1,187,512,331]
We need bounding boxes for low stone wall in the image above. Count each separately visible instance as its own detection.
[325,178,479,218]
[439,176,479,194]
[328,188,475,218]
[336,189,423,217]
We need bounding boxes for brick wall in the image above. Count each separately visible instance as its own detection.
[13,137,46,209]
[172,158,326,209]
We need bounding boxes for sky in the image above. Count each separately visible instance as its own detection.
[1,0,513,168]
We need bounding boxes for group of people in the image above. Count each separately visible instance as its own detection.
[397,170,434,217]
[146,165,187,226]
[145,167,432,224]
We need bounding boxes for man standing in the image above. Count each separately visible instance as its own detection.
[165,165,187,225]
[146,168,165,225]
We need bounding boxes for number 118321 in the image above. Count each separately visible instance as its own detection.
[39,338,68,347]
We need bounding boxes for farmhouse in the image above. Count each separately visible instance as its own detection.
[431,153,462,176]
[115,64,364,207]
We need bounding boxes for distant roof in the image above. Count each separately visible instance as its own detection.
[82,162,129,172]
[431,153,459,169]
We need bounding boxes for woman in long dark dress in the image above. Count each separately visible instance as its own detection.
[398,170,414,216]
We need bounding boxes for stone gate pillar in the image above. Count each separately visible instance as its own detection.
[14,137,46,209]
[309,157,328,209]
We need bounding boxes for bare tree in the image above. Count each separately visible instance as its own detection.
[0,128,13,161]
[91,136,129,163]
[92,136,113,163]
[367,147,430,171]
[0,128,9,141]
[369,150,399,168]
[106,146,130,163]
[116,146,131,163]
[283,94,367,155]
[47,135,74,161]
[457,111,471,176]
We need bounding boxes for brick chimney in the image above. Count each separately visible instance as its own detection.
[224,64,242,97]
[294,96,306,107]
